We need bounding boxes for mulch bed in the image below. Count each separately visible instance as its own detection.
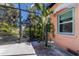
[31,41,73,56]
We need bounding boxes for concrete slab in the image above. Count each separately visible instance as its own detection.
[0,42,36,56]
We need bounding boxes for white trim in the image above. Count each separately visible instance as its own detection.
[53,3,77,14]
[57,8,74,35]
[59,21,73,24]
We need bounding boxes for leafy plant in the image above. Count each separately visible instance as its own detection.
[26,4,55,46]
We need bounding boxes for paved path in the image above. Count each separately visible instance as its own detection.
[0,41,73,56]
[0,42,36,56]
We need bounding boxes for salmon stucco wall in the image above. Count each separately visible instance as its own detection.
[49,3,79,52]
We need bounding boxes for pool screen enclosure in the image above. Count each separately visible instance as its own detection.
[0,3,38,43]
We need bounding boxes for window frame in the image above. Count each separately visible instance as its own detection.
[57,8,75,35]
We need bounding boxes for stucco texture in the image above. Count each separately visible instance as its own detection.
[49,3,79,52]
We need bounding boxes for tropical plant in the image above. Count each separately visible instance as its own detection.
[0,3,19,35]
[26,3,55,46]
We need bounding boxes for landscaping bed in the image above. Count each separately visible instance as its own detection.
[31,41,74,56]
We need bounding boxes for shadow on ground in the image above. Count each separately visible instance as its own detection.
[0,35,74,56]
[0,35,30,46]
[31,41,74,56]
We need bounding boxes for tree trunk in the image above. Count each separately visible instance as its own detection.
[42,16,48,47]
[45,32,48,46]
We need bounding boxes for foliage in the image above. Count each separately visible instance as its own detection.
[0,3,19,35]
[26,3,55,43]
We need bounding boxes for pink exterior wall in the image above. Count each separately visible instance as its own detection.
[49,3,79,52]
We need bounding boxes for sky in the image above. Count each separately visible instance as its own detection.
[0,3,49,26]
[14,3,33,22]
[14,3,49,26]
[0,3,49,23]
[14,3,49,22]
[12,3,33,26]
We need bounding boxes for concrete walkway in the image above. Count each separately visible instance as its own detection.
[0,42,36,56]
[0,40,73,56]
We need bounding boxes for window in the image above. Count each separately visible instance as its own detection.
[57,8,74,34]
